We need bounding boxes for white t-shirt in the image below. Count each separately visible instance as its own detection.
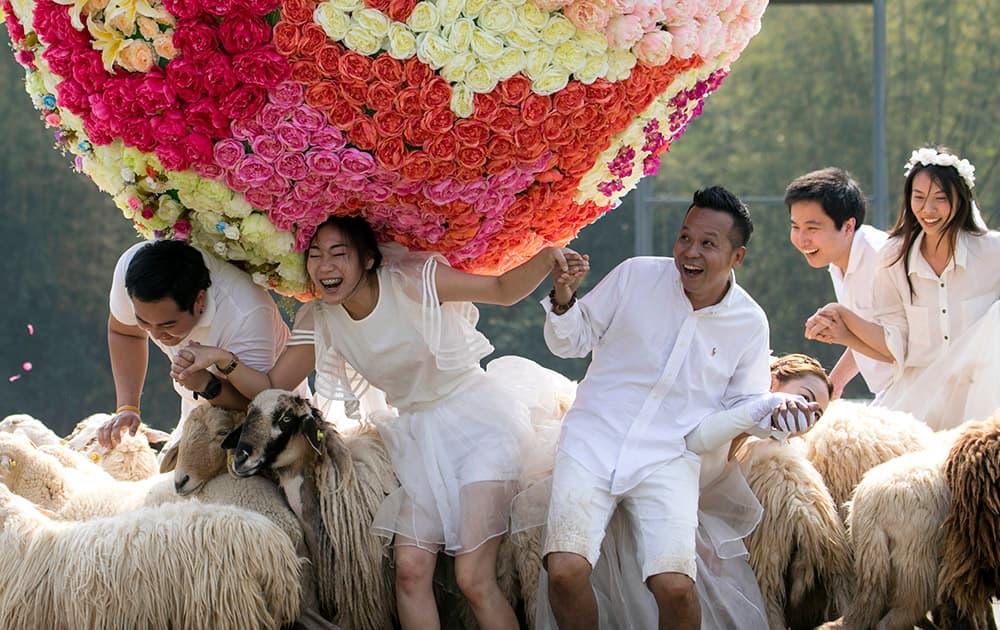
[542,257,771,495]
[110,241,292,427]
[827,225,893,394]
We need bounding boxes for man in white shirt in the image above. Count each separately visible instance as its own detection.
[98,239,295,448]
[540,187,819,630]
[786,167,893,398]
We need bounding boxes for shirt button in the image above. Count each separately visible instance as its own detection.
[940,283,945,288]
[944,336,949,340]
[942,309,947,314]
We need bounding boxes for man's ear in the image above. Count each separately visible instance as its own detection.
[731,245,747,270]
[843,217,857,235]
[194,289,207,315]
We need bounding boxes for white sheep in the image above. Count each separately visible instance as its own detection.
[735,437,853,629]
[63,412,167,481]
[801,400,935,518]
[225,390,398,630]
[0,484,301,630]
[0,413,61,446]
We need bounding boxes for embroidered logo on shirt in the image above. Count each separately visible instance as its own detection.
[711,347,717,356]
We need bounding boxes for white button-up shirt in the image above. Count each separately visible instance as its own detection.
[828,225,893,394]
[873,230,1000,379]
[110,242,293,426]
[542,257,771,495]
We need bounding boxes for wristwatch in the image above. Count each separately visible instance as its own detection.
[217,352,240,375]
[194,374,223,400]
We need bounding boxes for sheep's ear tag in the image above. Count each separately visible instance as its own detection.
[89,452,100,463]
[316,430,324,442]
[0,456,14,470]
[227,453,235,467]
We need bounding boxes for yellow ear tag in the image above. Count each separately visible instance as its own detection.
[227,454,235,467]
[316,430,324,442]
[9,460,15,469]
[60,437,70,445]
[89,452,100,463]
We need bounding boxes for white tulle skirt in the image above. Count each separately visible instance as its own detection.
[876,301,1000,430]
[534,460,767,630]
[370,356,573,555]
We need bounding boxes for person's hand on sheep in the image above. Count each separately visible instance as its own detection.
[97,409,141,449]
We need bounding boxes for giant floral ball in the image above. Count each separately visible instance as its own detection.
[2,0,767,297]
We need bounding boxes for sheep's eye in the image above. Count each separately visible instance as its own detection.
[216,430,230,437]
[278,413,294,426]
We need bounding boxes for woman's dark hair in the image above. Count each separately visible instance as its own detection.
[125,240,211,313]
[309,215,383,271]
[889,147,984,295]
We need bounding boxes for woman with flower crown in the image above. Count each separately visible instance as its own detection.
[170,214,588,630]
[805,146,1000,429]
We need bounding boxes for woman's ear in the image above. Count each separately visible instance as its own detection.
[769,373,780,393]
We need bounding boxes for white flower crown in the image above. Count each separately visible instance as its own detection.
[903,147,976,190]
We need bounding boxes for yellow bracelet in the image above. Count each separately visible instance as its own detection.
[116,404,141,415]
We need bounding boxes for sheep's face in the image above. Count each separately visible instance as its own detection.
[224,390,324,477]
[163,406,245,495]
[0,433,67,504]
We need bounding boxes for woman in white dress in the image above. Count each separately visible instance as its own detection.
[805,146,1000,429]
[171,215,587,630]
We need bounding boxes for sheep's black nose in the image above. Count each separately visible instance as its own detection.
[174,474,189,493]
[232,447,250,469]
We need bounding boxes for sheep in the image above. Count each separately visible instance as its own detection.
[734,437,853,629]
[936,413,1000,629]
[801,400,935,517]
[63,412,167,481]
[0,483,301,630]
[225,389,398,630]
[0,413,61,446]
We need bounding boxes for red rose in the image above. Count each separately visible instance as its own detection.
[420,107,454,135]
[374,137,406,170]
[281,0,314,24]
[165,56,205,103]
[162,0,201,20]
[272,22,301,56]
[453,119,490,147]
[520,93,551,126]
[201,52,239,98]
[232,48,291,88]
[400,151,433,180]
[339,80,368,107]
[455,166,482,183]
[471,91,500,122]
[425,132,457,162]
[201,0,236,18]
[513,126,545,161]
[316,45,341,77]
[403,118,432,147]
[393,86,422,117]
[402,56,433,87]
[151,109,188,143]
[348,117,379,151]
[70,52,108,91]
[418,76,451,110]
[305,82,341,109]
[366,0,389,9]
[236,0,279,16]
[496,75,531,105]
[172,17,218,56]
[121,122,156,152]
[490,107,520,135]
[553,81,586,113]
[327,105,358,129]
[372,54,403,86]
[338,51,374,84]
[133,72,177,113]
[373,109,406,137]
[456,145,487,170]
[55,79,89,116]
[187,98,230,137]
[298,23,327,56]
[291,60,323,84]
[366,82,397,112]
[386,0,416,21]
[218,14,270,54]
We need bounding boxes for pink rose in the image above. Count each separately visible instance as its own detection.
[607,0,636,14]
[290,106,326,132]
[225,168,253,192]
[235,154,276,183]
[274,123,310,152]
[250,134,284,161]
[257,102,290,129]
[310,127,346,150]
[232,48,291,89]
[219,84,267,120]
[275,152,309,180]
[231,116,265,140]
[632,0,665,29]
[606,14,645,49]
[564,2,610,31]
[261,173,292,195]
[393,179,424,196]
[244,188,277,210]
[697,14,725,59]
[339,148,376,177]
[218,14,270,54]
[668,20,698,58]
[269,82,304,108]
[292,183,323,203]
[166,56,205,103]
[339,176,368,192]
[423,180,463,205]
[213,138,247,169]
[633,30,672,65]
[306,149,342,176]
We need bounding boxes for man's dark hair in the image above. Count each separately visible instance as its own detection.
[687,186,753,248]
[125,240,211,314]
[783,167,867,230]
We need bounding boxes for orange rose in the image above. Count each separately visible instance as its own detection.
[456,145,487,169]
[489,137,515,161]
[552,81,586,113]
[585,80,615,104]
[403,119,433,147]
[282,0,314,24]
[374,137,406,170]
[372,55,403,86]
[427,160,455,182]
[520,93,551,127]
[569,107,598,132]
[418,76,452,110]
[339,81,368,107]
[367,82,397,112]
[298,23,327,56]
[291,60,323,84]
[541,114,567,143]
[339,51,374,84]
[386,0,416,22]
[393,86,422,117]
[327,104,358,129]
[471,91,500,123]
[349,118,379,151]
[306,81,341,109]
[496,75,531,106]
[400,151,433,180]
[373,109,406,136]
[316,45,341,76]
[560,147,596,177]
[403,56,433,88]
[272,22,300,56]
[420,107,454,135]
[425,132,458,162]
[456,166,482,183]
[513,126,546,162]
[453,119,490,147]
[490,107,520,135]
[366,0,389,9]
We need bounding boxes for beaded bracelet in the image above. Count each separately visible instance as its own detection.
[548,288,578,316]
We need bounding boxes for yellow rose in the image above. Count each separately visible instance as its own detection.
[516,2,547,28]
[479,2,516,33]
[354,7,389,39]
[541,14,575,45]
[386,23,417,59]
[166,170,201,194]
[276,253,308,283]
[416,32,454,69]
[574,30,608,55]
[157,195,184,223]
[523,46,554,79]
[239,213,277,243]
[446,17,474,50]
[487,47,525,81]
[553,40,586,73]
[470,29,504,59]
[530,67,570,96]
[464,63,498,93]
[326,0,362,11]
[441,51,475,82]
[407,2,439,32]
[606,49,637,81]
[344,25,382,55]
[450,84,475,118]
[437,0,463,23]
[462,0,488,18]
[575,54,609,84]
[314,4,350,40]
[197,178,233,207]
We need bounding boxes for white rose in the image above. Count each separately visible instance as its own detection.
[354,7,390,38]
[326,0,362,11]
[490,47,526,80]
[447,17,475,50]
[437,0,463,23]
[344,25,382,55]
[225,194,254,219]
[450,83,475,118]
[575,54,609,84]
[541,14,576,45]
[441,51,476,82]
[387,22,418,58]
[553,40,586,73]
[471,28,505,59]
[464,63,499,92]
[574,30,608,55]
[531,67,570,95]
[517,1,547,28]
[462,0,488,18]
[504,24,541,49]
[416,32,455,69]
[479,2,517,33]
[314,4,350,40]
[407,2,440,32]
[606,49,636,80]
[523,46,554,80]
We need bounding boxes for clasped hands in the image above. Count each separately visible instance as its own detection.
[751,392,823,435]
[804,302,849,346]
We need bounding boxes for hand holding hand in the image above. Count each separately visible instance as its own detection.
[170,342,227,383]
[805,303,848,345]
[549,248,589,303]
[759,393,823,434]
